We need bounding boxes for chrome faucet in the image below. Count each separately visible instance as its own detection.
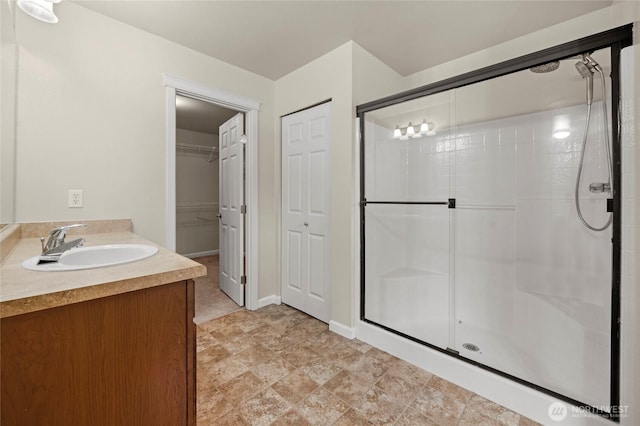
[39,224,87,263]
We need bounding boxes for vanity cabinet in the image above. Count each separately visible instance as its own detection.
[1,280,196,426]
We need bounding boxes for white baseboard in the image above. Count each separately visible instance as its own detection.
[256,295,281,309]
[329,320,356,339]
[183,249,219,258]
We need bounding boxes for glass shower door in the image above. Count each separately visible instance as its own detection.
[362,92,453,349]
[365,204,450,348]
[451,57,613,408]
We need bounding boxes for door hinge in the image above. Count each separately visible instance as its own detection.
[241,275,247,285]
[241,205,247,214]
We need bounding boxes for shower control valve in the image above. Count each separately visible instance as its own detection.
[589,182,611,194]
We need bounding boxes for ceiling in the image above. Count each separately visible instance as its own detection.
[176,95,237,134]
[75,1,612,81]
[74,1,613,134]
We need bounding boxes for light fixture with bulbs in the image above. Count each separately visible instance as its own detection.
[393,119,435,140]
[17,0,60,24]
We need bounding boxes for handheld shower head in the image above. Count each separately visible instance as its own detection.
[575,60,592,78]
[575,58,594,105]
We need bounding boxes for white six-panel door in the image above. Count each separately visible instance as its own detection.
[281,102,331,322]
[219,113,244,306]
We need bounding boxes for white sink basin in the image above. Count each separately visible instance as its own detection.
[22,244,159,271]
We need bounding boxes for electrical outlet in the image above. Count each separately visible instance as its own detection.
[68,189,83,208]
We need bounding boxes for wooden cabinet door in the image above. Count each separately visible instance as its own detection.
[1,281,195,426]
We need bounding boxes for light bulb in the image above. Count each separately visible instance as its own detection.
[393,125,402,139]
[406,122,415,137]
[420,119,429,134]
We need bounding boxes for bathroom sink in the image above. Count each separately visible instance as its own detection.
[22,244,159,271]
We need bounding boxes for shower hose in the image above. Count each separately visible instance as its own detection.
[574,68,613,231]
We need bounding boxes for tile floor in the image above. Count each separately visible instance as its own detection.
[193,255,243,324]
[196,304,541,425]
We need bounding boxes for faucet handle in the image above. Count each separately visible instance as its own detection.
[42,224,87,254]
[51,223,87,237]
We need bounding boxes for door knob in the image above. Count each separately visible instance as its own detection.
[304,222,309,227]
[217,214,222,219]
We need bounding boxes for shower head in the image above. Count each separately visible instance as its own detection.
[575,56,594,105]
[529,61,560,73]
[575,60,593,79]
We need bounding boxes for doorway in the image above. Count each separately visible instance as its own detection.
[164,74,260,312]
[174,95,243,322]
[175,95,235,258]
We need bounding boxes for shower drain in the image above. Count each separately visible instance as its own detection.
[462,343,480,352]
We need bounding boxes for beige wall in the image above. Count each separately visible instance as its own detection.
[14,2,274,236]
[272,41,405,327]
[8,0,640,338]
[12,2,278,291]
[274,42,354,325]
[352,43,403,106]
[1,0,17,224]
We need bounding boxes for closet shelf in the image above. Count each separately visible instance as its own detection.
[177,202,219,212]
[177,202,219,227]
[177,217,217,227]
[176,143,217,154]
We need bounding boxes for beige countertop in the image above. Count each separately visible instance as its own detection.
[0,228,207,318]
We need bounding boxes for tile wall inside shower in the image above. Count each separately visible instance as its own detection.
[364,100,614,408]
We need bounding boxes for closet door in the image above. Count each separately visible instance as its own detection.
[219,113,244,306]
[281,102,331,322]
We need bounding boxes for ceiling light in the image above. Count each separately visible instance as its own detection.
[17,0,59,23]
[393,125,402,139]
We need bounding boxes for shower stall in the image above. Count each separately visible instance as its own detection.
[357,26,633,418]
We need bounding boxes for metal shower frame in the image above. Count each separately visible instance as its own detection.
[356,24,632,421]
